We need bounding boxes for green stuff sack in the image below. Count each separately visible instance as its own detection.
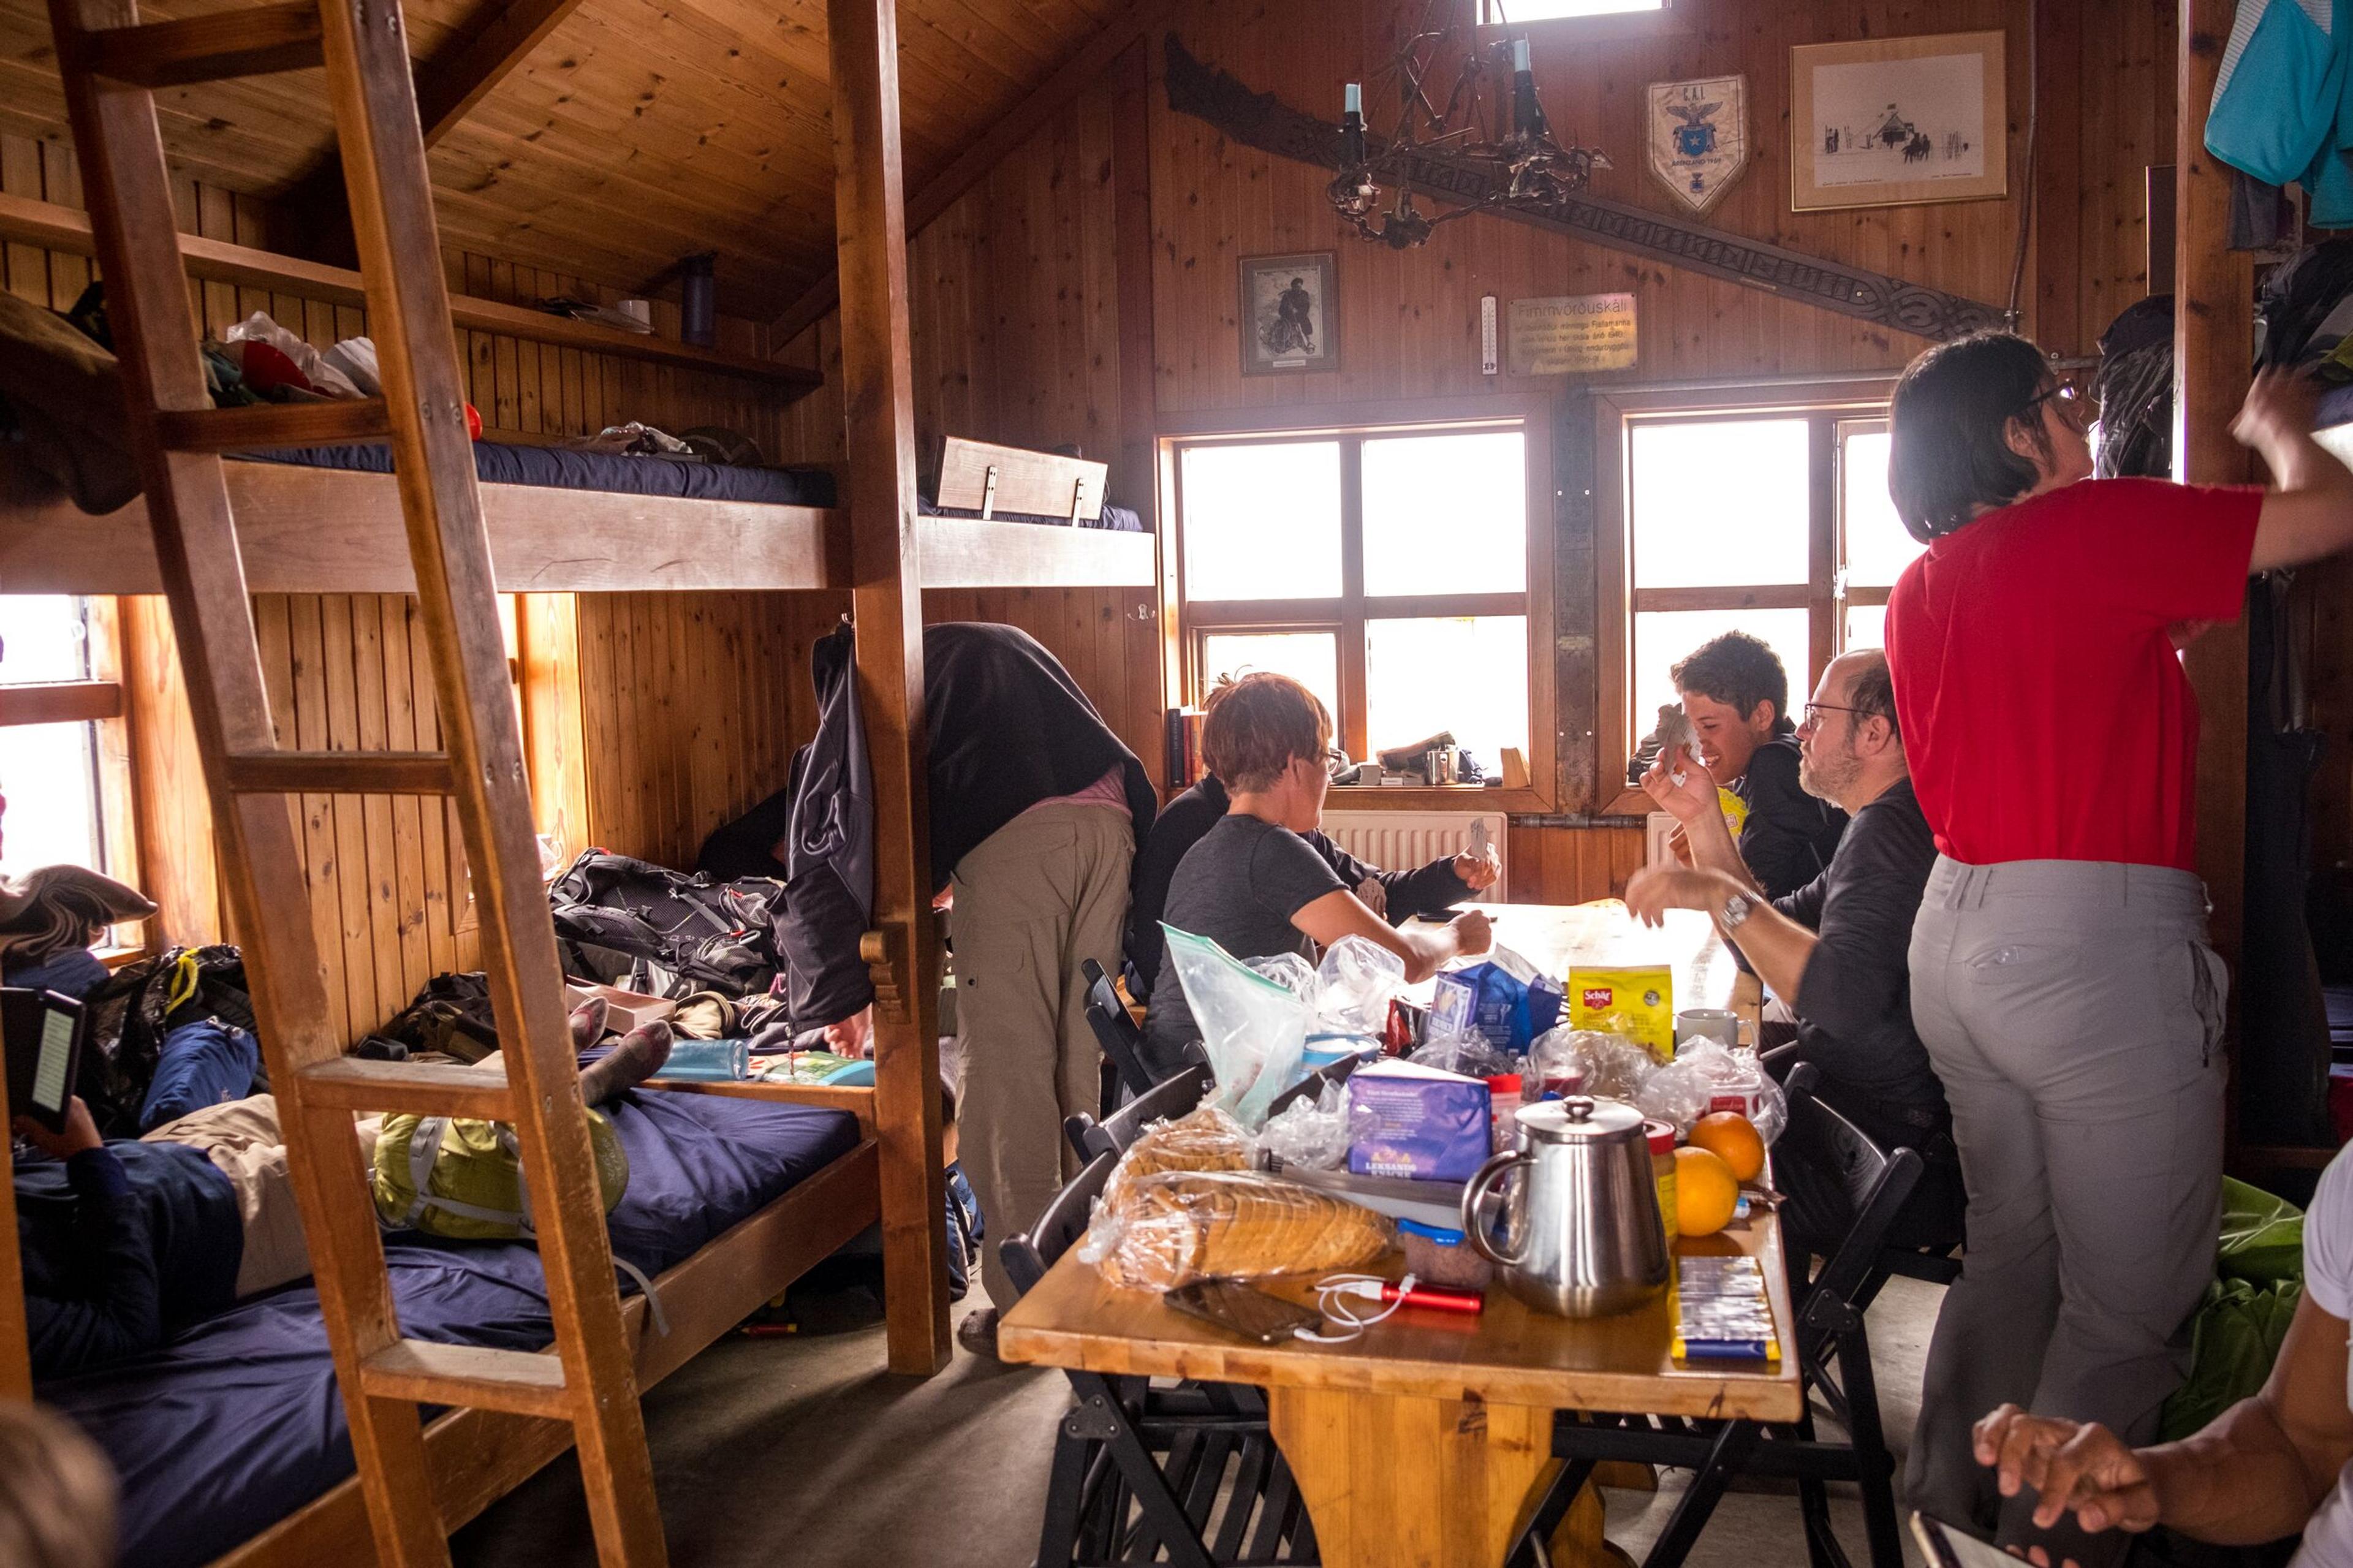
[2158,1178,2306,1442]
[371,1111,629,1240]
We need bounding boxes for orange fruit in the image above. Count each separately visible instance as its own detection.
[1688,1112,1765,1183]
[1673,1146,1740,1237]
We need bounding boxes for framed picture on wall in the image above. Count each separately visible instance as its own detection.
[1790,31,2007,211]
[1238,252,1339,376]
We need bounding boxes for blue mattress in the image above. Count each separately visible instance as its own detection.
[239,439,839,507]
[42,1089,860,1568]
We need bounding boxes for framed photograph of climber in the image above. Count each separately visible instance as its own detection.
[1238,252,1339,376]
[1790,31,2008,211]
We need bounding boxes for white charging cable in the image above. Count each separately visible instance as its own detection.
[1296,1273,1419,1344]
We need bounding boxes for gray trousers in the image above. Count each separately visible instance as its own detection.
[1903,857,2226,1562]
[950,803,1135,1311]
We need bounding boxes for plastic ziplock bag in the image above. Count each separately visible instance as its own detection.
[1077,1168,1394,1290]
[1164,923,1306,1129]
[1254,1080,1374,1172]
[1528,1025,1656,1101]
[1315,937,1406,1037]
[1104,1105,1252,1205]
[1633,1039,1787,1142]
[1406,1031,1517,1080]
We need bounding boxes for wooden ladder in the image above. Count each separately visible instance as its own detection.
[40,0,669,1562]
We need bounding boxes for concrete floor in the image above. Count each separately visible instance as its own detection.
[450,1276,1944,1568]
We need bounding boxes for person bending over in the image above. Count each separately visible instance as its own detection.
[1668,631,1848,899]
[1142,673,1491,1075]
[1124,680,1499,999]
[1968,1137,2353,1568]
[767,623,1158,1355]
[13,997,669,1380]
[1624,649,1958,1260]
[1883,337,2353,1567]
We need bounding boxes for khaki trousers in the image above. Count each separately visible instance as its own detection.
[142,1094,314,1299]
[950,803,1134,1309]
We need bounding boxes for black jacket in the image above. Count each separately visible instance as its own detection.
[740,623,1156,1029]
[1123,776,1472,996]
[1735,735,1849,901]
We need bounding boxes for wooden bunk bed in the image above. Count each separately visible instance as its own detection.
[0,0,1137,1558]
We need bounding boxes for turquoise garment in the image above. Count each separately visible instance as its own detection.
[2208,0,2342,185]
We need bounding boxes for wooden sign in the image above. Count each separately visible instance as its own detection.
[1508,294,1637,376]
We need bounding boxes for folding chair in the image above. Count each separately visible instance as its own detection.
[1509,1083,1923,1568]
[1002,1159,1317,1567]
[1772,1062,1964,1314]
[1084,957,1163,1104]
[1262,1051,1366,1119]
[1066,1048,1217,1164]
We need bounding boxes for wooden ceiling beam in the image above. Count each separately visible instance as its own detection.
[276,0,592,260]
[770,0,1167,346]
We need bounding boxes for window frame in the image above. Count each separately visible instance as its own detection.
[0,594,143,954]
[1474,0,1689,43]
[1157,394,1558,812]
[1593,378,1898,816]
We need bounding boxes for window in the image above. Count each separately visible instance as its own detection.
[1171,410,1552,798]
[1480,0,1662,19]
[1599,386,1914,808]
[0,596,128,889]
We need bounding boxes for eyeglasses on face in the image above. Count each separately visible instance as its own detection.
[1800,702,1881,727]
[2020,382,2095,428]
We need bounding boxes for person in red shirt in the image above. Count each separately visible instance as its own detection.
[1884,331,2353,1567]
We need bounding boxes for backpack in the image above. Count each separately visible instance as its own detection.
[75,945,256,1137]
[375,971,503,1064]
[370,1110,629,1240]
[547,850,786,1000]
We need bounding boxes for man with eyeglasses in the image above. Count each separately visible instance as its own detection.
[1624,648,1960,1262]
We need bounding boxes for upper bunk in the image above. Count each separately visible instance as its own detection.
[0,195,1158,594]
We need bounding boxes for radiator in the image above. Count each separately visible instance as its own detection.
[1318,811,1509,901]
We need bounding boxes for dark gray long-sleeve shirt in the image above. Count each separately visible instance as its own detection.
[1768,777,1950,1147]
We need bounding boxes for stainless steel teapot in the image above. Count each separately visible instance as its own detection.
[1460,1096,1669,1317]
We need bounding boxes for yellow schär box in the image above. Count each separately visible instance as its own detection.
[1566,965,1675,1062]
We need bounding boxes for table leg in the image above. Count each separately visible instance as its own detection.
[1266,1387,1615,1568]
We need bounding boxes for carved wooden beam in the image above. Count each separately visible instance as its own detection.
[1162,35,2003,343]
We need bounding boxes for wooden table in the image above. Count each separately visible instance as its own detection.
[1004,897,1787,1568]
[1430,902,1749,1019]
[1000,1222,1801,1568]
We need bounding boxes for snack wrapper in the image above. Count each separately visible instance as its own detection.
[1566,964,1675,1061]
[1347,1058,1492,1181]
[1431,947,1563,1055]
[1078,1169,1395,1290]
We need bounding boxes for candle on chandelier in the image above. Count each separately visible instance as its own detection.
[1344,81,1362,115]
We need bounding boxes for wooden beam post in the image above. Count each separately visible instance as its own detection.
[828,0,952,1375]
[2175,0,2253,1147]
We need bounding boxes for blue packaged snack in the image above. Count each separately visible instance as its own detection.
[1433,949,1564,1056]
[1347,1059,1492,1181]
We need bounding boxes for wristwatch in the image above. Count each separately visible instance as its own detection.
[1718,890,1757,931]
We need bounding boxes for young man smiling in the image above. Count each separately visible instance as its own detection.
[1669,631,1848,898]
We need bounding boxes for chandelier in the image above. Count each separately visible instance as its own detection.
[1330,0,1611,249]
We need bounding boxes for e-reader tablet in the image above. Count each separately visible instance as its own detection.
[1,987,86,1134]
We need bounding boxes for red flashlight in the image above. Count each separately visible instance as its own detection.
[1382,1281,1485,1314]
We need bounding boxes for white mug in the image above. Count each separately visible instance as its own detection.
[1675,1008,1741,1048]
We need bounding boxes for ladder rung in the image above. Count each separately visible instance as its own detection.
[78,2,325,87]
[154,398,392,452]
[296,1057,513,1118]
[224,749,454,794]
[360,1340,574,1418]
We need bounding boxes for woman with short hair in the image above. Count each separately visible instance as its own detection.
[1884,331,2353,1562]
[1140,673,1492,1075]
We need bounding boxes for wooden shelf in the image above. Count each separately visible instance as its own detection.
[0,192,820,395]
[0,458,1159,594]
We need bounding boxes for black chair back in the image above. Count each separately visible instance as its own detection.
[1074,1055,1217,1164]
[1083,956,1162,1100]
[1002,1150,1118,1300]
[1262,1050,1366,1120]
